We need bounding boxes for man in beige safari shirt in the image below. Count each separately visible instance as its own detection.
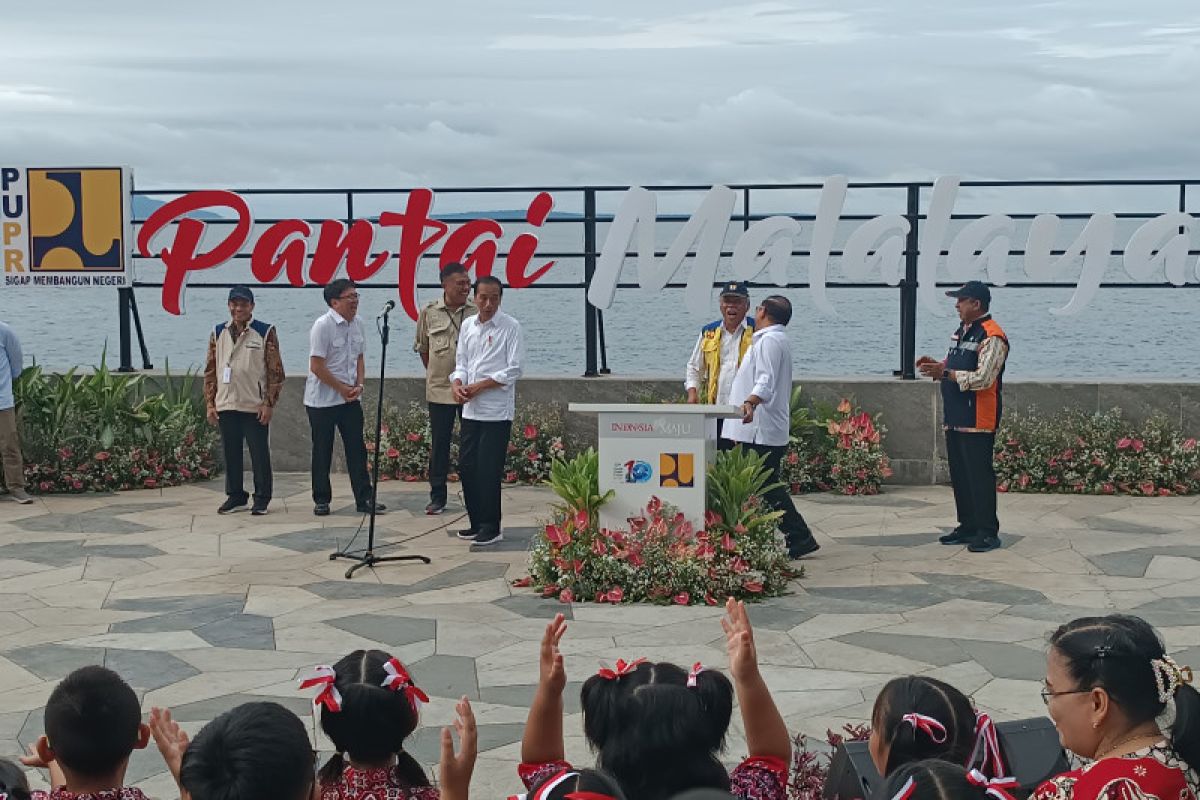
[414,262,477,515]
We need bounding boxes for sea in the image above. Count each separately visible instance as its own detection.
[2,210,1197,380]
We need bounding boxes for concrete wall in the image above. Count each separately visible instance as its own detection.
[176,373,1200,485]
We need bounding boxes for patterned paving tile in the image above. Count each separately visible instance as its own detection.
[0,541,165,565]
[260,526,369,554]
[1086,546,1200,578]
[326,614,436,648]
[13,515,151,534]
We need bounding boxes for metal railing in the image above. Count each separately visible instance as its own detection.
[124,179,1200,378]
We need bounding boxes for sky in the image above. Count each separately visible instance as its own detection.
[3,0,1199,192]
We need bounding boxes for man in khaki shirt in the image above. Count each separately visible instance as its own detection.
[414,262,477,515]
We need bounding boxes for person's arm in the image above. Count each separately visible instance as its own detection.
[8,328,23,380]
[262,327,285,406]
[521,613,568,764]
[473,320,524,395]
[439,697,478,800]
[356,353,365,388]
[685,332,704,402]
[722,598,791,763]
[951,337,1008,392]
[414,306,430,369]
[450,322,470,404]
[203,333,218,424]
[148,706,189,800]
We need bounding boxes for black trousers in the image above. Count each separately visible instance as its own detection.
[945,430,999,540]
[716,418,735,452]
[218,411,272,503]
[459,418,512,534]
[428,402,462,504]
[740,443,814,545]
[306,401,371,506]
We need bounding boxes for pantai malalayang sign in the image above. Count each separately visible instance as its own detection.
[1,167,133,288]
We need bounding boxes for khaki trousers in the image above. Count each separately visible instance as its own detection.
[0,408,25,490]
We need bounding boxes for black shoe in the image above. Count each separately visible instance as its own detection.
[425,499,446,515]
[939,528,975,545]
[251,501,269,516]
[218,497,248,515]
[472,528,504,547]
[967,536,1001,553]
[788,537,821,559]
[313,503,331,516]
[356,501,387,514]
[456,529,479,541]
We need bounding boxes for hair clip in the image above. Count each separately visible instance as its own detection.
[1151,656,1194,704]
[967,769,1020,800]
[298,665,342,712]
[687,662,706,688]
[968,712,1010,780]
[382,658,430,712]
[1093,645,1113,659]
[901,712,948,743]
[597,658,646,680]
[891,776,917,800]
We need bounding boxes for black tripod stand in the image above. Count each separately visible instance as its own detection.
[331,303,431,579]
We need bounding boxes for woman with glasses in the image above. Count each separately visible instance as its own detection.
[1035,614,1199,800]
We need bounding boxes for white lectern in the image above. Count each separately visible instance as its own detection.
[568,403,741,533]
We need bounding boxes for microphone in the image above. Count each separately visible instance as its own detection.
[379,299,396,316]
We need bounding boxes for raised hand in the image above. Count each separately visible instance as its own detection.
[721,597,760,682]
[149,706,190,783]
[540,612,568,695]
[439,696,478,800]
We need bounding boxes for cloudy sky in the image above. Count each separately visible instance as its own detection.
[3,0,1198,191]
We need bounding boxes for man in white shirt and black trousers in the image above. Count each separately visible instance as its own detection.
[450,276,525,547]
[721,295,819,560]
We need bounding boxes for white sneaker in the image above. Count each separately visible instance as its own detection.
[9,488,33,504]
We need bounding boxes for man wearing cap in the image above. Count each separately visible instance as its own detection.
[414,262,477,516]
[685,281,755,449]
[917,281,1010,553]
[204,286,285,515]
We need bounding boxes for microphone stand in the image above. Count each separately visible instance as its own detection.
[331,304,431,579]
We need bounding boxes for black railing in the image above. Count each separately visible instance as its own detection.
[125,179,1200,377]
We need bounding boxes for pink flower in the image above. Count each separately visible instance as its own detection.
[1102,483,1115,494]
[704,509,722,528]
[559,588,575,604]
[545,524,569,546]
[1116,437,1132,450]
[1046,477,1059,486]
[1131,439,1145,453]
[512,576,532,587]
[505,471,518,483]
[39,481,50,491]
[523,424,538,440]
[786,451,799,465]
[406,432,421,442]
[1159,488,1172,496]
[646,496,662,516]
[731,557,749,574]
[386,448,400,458]
[606,587,624,604]
[574,509,589,531]
[672,592,690,606]
[94,451,110,462]
[144,478,157,489]
[365,442,376,452]
[742,580,764,593]
[1139,481,1155,495]
[592,538,608,556]
[721,532,735,552]
[705,592,718,606]
[1184,438,1197,451]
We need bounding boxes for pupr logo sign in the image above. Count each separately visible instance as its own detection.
[1,167,133,287]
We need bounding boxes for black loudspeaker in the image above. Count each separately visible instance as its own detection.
[822,717,1071,800]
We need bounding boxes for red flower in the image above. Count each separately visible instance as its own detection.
[1139,482,1155,495]
[507,443,519,454]
[386,448,400,458]
[1184,438,1197,451]
[524,424,538,440]
[1131,439,1145,453]
[39,481,50,491]
[144,478,157,489]
[1046,477,1059,486]
[731,556,749,574]
[592,538,608,556]
[527,452,539,462]
[721,532,735,552]
[704,592,718,606]
[672,592,690,606]
[646,496,662,516]
[406,432,421,442]
[559,588,575,604]
[606,587,624,603]
[997,483,1008,493]
[512,576,533,587]
[573,509,589,532]
[787,451,799,465]
[742,580,764,593]
[1102,483,1116,494]
[365,442,376,452]
[1159,488,1172,496]
[94,451,110,462]
[1116,437,1132,450]
[541,585,559,597]
[505,471,518,483]
[545,524,569,546]
[704,509,722,528]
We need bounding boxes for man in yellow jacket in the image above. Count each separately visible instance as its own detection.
[685,281,754,449]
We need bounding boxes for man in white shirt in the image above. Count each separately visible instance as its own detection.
[685,281,754,450]
[304,279,384,517]
[721,295,818,559]
[450,276,525,546]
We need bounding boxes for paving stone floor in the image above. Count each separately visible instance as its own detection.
[2,475,1200,797]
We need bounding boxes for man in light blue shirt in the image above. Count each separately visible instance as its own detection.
[0,322,32,503]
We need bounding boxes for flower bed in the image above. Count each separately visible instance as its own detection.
[10,360,218,494]
[994,408,1200,496]
[789,725,872,800]
[522,447,798,605]
[368,401,570,484]
[781,394,893,496]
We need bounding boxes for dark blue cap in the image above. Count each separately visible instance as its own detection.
[946,280,990,304]
[719,281,750,298]
[228,285,255,303]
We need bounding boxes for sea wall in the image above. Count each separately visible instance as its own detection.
[154,374,1200,485]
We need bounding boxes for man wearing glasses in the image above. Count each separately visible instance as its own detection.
[685,281,754,450]
[304,279,385,516]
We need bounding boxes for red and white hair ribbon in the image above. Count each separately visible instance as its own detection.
[890,776,917,800]
[565,793,618,800]
[507,769,579,800]
[597,657,646,680]
[967,769,1020,800]
[687,662,706,688]
[969,711,1008,778]
[298,665,342,712]
[901,712,948,743]
[382,658,430,712]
